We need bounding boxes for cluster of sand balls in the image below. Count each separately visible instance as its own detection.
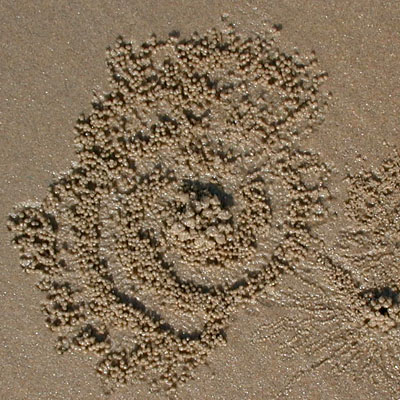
[8,25,331,391]
[317,154,400,393]
[324,259,400,335]
[255,154,400,397]
[253,257,400,397]
[361,287,400,332]
[334,153,400,332]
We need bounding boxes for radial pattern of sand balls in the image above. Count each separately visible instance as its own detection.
[254,153,400,398]
[8,25,331,391]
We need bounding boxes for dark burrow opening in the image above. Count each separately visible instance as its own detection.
[182,179,234,209]
[378,306,389,316]
[361,286,400,319]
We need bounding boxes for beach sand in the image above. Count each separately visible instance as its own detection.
[1,1,400,399]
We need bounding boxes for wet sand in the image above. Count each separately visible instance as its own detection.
[1,1,400,399]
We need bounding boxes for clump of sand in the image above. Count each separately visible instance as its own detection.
[8,24,331,392]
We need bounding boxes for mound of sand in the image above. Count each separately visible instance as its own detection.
[8,25,332,392]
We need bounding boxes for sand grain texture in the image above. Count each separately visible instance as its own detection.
[1,1,400,400]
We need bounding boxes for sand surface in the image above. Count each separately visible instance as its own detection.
[1,1,400,399]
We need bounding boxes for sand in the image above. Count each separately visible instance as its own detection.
[1,1,400,399]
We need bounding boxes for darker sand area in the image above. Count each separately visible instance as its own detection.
[1,1,400,399]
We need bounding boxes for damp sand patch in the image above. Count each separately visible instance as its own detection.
[8,25,331,392]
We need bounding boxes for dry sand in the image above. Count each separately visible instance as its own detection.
[1,1,400,399]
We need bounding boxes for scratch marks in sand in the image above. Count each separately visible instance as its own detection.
[255,152,400,397]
